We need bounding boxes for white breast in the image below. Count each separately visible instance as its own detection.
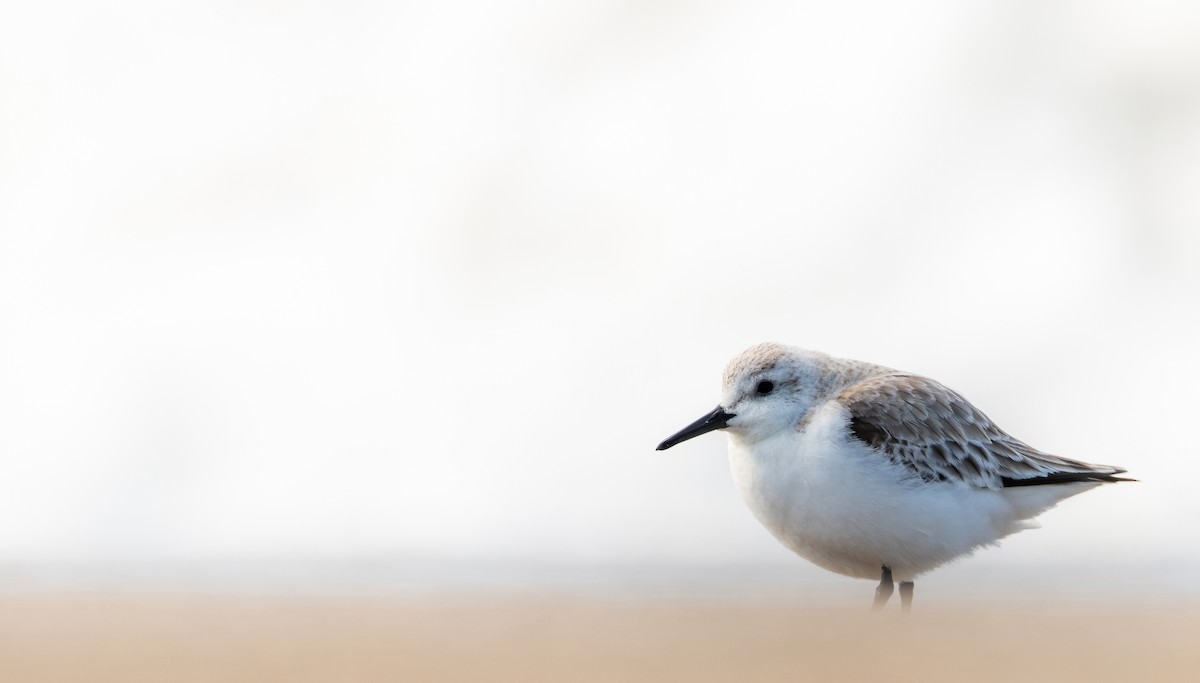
[726,402,1024,581]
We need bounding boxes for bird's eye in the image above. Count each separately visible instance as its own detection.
[756,380,774,395]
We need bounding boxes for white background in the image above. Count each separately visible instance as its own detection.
[1,1,1197,595]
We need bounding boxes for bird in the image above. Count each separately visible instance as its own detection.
[656,342,1130,612]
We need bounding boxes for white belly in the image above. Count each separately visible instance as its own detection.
[726,406,1022,581]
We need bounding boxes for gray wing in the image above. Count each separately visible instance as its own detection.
[836,373,1128,490]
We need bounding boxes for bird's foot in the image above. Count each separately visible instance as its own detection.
[872,566,893,611]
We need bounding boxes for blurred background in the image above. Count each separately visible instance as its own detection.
[1,0,1198,604]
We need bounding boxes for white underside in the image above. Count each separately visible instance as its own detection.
[727,403,1098,582]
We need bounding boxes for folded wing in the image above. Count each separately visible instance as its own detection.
[836,373,1128,490]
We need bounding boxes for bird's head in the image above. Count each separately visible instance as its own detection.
[656,342,831,450]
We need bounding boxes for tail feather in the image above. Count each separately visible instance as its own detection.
[1001,467,1135,487]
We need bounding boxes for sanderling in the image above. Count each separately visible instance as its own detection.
[656,342,1130,612]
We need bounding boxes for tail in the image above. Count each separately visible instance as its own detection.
[1001,467,1136,487]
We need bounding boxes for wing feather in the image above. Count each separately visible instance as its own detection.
[837,373,1128,490]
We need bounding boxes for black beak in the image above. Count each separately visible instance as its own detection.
[656,406,735,450]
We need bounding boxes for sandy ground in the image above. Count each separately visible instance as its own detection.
[0,594,1195,682]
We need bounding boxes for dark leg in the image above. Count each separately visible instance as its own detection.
[899,581,914,614]
[872,566,893,611]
